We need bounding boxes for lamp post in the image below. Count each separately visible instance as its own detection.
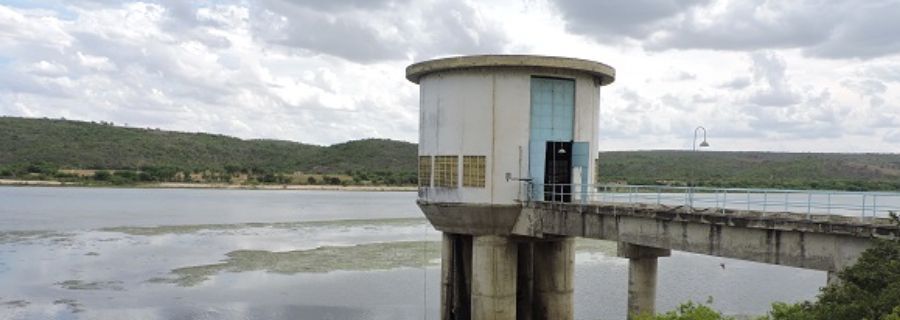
[689,126,709,208]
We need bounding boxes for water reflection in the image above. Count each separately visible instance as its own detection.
[0,188,824,320]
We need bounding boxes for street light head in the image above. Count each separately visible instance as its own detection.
[700,140,709,147]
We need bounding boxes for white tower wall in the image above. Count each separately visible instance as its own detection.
[416,68,603,205]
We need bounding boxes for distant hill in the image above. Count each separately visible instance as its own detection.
[0,116,416,175]
[3,116,900,190]
[598,150,900,191]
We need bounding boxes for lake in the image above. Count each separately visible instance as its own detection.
[0,187,824,319]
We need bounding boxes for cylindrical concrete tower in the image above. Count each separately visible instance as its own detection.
[407,55,615,320]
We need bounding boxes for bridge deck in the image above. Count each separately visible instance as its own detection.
[521,198,899,271]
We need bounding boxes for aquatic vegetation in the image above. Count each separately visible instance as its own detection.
[55,280,125,291]
[0,230,73,245]
[154,241,442,287]
[53,299,84,313]
[153,238,617,287]
[0,300,30,308]
[101,217,427,236]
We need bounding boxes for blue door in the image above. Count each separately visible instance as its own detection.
[529,77,574,200]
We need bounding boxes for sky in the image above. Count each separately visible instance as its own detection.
[0,0,899,153]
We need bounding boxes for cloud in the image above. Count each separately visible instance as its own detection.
[1,0,899,153]
[885,130,900,143]
[249,0,509,63]
[745,52,799,107]
[861,63,900,83]
[720,77,751,90]
[552,0,711,40]
[553,0,900,60]
[0,1,428,144]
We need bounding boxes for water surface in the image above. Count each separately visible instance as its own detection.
[0,187,824,319]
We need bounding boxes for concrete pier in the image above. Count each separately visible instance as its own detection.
[618,242,671,319]
[533,237,575,320]
[472,235,518,320]
[516,242,534,320]
[442,233,472,320]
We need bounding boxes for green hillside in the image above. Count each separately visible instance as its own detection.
[598,150,900,191]
[3,116,900,190]
[0,116,416,185]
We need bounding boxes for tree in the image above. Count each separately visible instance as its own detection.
[93,170,112,181]
[765,212,900,320]
[634,301,733,320]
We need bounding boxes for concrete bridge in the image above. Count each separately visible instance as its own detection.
[420,185,900,319]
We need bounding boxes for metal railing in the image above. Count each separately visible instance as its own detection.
[524,183,900,219]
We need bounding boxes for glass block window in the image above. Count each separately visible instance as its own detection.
[433,156,458,188]
[418,156,431,187]
[463,156,486,188]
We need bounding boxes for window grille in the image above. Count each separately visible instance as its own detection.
[433,156,458,188]
[418,156,432,187]
[462,156,486,188]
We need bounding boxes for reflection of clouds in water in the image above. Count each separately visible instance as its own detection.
[0,219,443,319]
[0,218,823,320]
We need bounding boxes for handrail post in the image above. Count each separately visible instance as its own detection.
[827,193,831,215]
[656,187,661,206]
[862,194,867,218]
[873,195,878,218]
[746,190,750,211]
[806,192,812,219]
[784,193,789,212]
[722,190,728,214]
[763,191,768,213]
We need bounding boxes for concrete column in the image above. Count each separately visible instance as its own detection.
[533,237,575,320]
[442,233,453,319]
[472,235,518,320]
[618,242,671,319]
[441,233,472,320]
[516,242,534,320]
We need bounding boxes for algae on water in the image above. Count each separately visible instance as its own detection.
[153,238,618,287]
[155,240,442,287]
[53,299,85,313]
[1,300,30,308]
[0,230,74,245]
[101,217,428,236]
[55,280,125,291]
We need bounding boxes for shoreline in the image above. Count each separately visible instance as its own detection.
[0,179,417,192]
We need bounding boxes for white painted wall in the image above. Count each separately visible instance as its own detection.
[418,68,602,205]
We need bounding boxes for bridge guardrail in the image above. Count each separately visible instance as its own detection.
[524,183,900,219]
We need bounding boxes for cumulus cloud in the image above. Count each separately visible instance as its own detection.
[720,76,751,90]
[745,52,800,107]
[553,0,900,60]
[0,0,513,145]
[249,0,508,63]
[553,0,711,40]
[1,0,899,152]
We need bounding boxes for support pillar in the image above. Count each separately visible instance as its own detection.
[472,235,518,320]
[442,233,472,320]
[618,242,671,319]
[533,237,575,320]
[516,242,534,320]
